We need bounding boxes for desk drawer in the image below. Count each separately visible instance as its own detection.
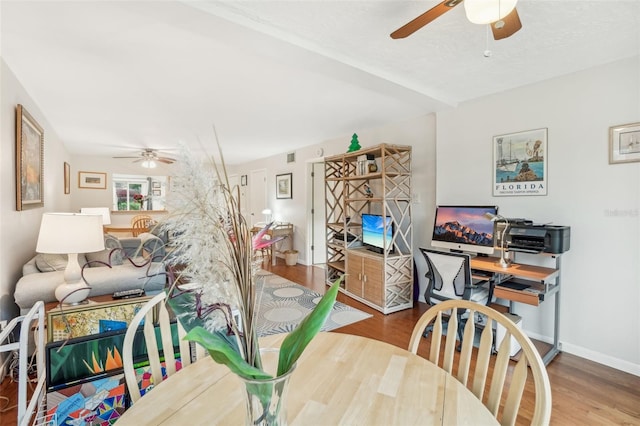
[494,286,540,306]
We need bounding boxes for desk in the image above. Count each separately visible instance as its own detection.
[117,333,497,425]
[251,223,294,266]
[470,254,562,365]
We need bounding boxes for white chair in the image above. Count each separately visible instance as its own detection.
[409,299,552,426]
[0,301,46,426]
[123,292,196,403]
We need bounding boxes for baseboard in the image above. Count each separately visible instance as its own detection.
[526,330,640,377]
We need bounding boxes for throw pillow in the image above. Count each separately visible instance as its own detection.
[35,253,68,272]
[35,254,89,272]
[85,234,124,267]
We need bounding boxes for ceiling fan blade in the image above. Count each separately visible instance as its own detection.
[491,7,522,40]
[113,156,141,159]
[157,158,176,164]
[390,0,463,39]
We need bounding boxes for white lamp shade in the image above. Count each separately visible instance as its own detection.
[36,213,105,254]
[464,0,517,24]
[80,207,112,225]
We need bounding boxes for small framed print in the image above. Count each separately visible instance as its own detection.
[64,162,70,194]
[241,175,247,186]
[78,171,107,189]
[276,173,292,199]
[152,181,161,189]
[153,189,161,196]
[609,122,640,164]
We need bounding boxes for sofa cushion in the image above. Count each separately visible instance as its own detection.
[86,234,124,266]
[34,253,89,272]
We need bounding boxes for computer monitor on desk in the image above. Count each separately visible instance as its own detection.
[431,205,498,256]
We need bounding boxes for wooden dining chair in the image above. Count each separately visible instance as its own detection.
[408,299,551,426]
[131,217,150,237]
[123,293,195,403]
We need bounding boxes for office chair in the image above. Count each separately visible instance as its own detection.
[408,300,552,426]
[418,248,492,345]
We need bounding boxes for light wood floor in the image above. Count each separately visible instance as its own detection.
[2,260,639,425]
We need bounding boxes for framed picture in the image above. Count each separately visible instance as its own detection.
[153,189,161,196]
[152,181,161,189]
[493,128,547,197]
[47,296,152,342]
[241,174,247,186]
[609,122,640,164]
[63,162,70,194]
[15,104,44,211]
[78,171,107,189]
[276,173,292,199]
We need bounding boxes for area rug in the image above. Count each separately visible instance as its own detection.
[255,271,372,336]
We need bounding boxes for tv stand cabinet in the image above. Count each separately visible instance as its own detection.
[325,144,413,314]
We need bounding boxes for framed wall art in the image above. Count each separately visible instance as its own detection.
[276,173,292,199]
[609,122,640,164]
[63,162,70,194]
[78,171,107,189]
[241,174,247,186]
[493,128,548,197]
[16,104,44,210]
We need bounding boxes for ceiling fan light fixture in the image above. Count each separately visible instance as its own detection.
[141,159,157,168]
[464,0,517,25]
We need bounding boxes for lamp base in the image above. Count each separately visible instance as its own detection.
[55,282,91,305]
[495,257,512,269]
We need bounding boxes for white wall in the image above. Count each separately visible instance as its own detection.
[0,60,71,320]
[235,114,437,267]
[437,56,640,375]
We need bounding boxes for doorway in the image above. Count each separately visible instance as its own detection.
[249,169,267,226]
[309,161,326,265]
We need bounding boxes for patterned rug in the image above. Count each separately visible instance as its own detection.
[255,271,372,336]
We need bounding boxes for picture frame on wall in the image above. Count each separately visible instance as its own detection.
[241,174,247,186]
[609,122,640,164]
[63,162,70,194]
[16,104,44,211]
[78,171,107,189]
[276,173,292,199]
[493,128,548,197]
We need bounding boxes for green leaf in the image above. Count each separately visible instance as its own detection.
[276,277,342,376]
[184,327,272,380]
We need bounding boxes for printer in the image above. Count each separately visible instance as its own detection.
[505,224,571,254]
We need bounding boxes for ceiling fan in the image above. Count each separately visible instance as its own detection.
[391,0,522,41]
[113,149,177,168]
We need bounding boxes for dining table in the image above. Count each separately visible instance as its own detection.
[116,332,498,425]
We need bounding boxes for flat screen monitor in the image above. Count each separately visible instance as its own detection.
[431,205,498,255]
[362,213,393,254]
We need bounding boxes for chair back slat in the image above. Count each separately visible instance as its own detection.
[457,313,476,385]
[157,303,177,377]
[408,299,552,426]
[471,320,494,399]
[143,314,163,386]
[442,309,458,374]
[502,357,528,425]
[429,312,443,364]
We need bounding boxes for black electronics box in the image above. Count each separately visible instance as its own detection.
[507,224,571,254]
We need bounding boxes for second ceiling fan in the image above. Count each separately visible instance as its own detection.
[391,0,522,41]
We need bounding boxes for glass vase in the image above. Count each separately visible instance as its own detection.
[240,349,296,426]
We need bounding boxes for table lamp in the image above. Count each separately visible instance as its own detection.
[80,207,112,226]
[36,213,105,304]
[484,212,511,268]
[262,208,272,224]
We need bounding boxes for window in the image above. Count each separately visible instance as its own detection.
[112,174,167,211]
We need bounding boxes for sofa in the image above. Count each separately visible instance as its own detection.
[15,233,168,313]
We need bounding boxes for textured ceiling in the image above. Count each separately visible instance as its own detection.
[2,1,639,164]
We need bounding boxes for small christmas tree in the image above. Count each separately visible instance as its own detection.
[347,133,361,152]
